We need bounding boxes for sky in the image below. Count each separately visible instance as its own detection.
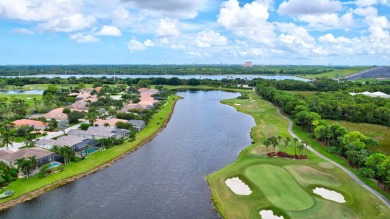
[0,0,389,65]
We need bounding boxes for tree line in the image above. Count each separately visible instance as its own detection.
[256,84,390,191]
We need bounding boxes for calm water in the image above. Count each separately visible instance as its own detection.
[7,74,309,81]
[0,90,255,219]
[0,90,43,94]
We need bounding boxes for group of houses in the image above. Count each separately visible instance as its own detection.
[0,87,159,177]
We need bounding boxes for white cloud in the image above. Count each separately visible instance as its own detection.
[0,0,84,21]
[217,0,275,44]
[356,0,377,7]
[96,25,122,36]
[12,28,34,34]
[37,13,95,32]
[318,33,351,43]
[156,18,180,37]
[121,0,207,18]
[298,12,354,29]
[278,0,342,16]
[127,38,154,51]
[195,30,228,47]
[353,6,378,17]
[69,33,100,43]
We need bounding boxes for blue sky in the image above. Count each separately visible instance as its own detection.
[0,0,389,65]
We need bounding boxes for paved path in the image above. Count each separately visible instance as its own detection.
[276,107,390,208]
[5,123,83,151]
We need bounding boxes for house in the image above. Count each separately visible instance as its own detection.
[65,101,88,112]
[128,120,146,131]
[67,127,130,140]
[31,108,67,121]
[35,135,99,156]
[13,119,48,130]
[94,118,127,128]
[0,148,58,167]
[121,88,159,112]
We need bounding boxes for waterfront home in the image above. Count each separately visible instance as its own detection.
[94,118,127,128]
[36,135,99,157]
[121,88,159,112]
[67,126,130,140]
[31,108,68,121]
[0,148,57,167]
[128,120,146,131]
[12,119,48,130]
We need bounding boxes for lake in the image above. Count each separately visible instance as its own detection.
[6,74,310,81]
[0,90,256,219]
[0,90,44,95]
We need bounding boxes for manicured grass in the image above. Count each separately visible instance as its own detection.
[245,164,314,211]
[207,90,390,219]
[0,95,178,204]
[300,67,371,79]
[327,120,390,155]
[0,94,42,108]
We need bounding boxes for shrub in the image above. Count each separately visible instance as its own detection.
[115,121,132,130]
[80,123,90,130]
[359,167,375,178]
[62,108,71,114]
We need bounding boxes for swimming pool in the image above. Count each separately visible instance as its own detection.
[80,147,99,156]
[48,162,62,169]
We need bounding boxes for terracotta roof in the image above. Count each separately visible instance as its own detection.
[94,118,127,127]
[0,148,53,164]
[65,101,88,111]
[0,150,13,158]
[31,108,68,120]
[13,119,47,128]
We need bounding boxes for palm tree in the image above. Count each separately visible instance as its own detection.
[85,145,90,157]
[0,131,14,150]
[298,144,305,155]
[270,136,278,152]
[15,157,36,179]
[284,137,291,152]
[103,122,110,127]
[24,133,35,148]
[86,112,98,125]
[263,139,271,152]
[293,137,299,155]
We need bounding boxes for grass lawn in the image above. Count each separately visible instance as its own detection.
[300,67,372,79]
[327,120,390,155]
[21,84,93,90]
[207,90,389,219]
[0,95,178,204]
[0,94,42,108]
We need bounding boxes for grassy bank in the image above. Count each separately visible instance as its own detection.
[300,67,371,79]
[207,91,389,218]
[0,95,179,208]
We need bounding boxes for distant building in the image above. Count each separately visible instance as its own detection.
[243,61,253,67]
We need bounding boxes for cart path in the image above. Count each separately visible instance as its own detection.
[276,107,390,208]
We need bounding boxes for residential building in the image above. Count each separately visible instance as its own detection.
[94,118,127,128]
[0,148,58,167]
[31,108,67,121]
[13,119,48,130]
[128,120,146,131]
[67,127,129,140]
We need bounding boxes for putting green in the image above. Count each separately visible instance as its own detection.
[245,164,314,211]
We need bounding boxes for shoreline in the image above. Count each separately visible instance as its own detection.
[0,96,180,211]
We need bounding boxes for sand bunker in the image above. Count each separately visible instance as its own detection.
[225,177,252,195]
[259,210,284,219]
[313,187,345,203]
[234,103,241,106]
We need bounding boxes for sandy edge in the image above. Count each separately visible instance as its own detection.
[225,177,252,195]
[313,187,346,203]
[0,97,179,211]
[259,210,284,219]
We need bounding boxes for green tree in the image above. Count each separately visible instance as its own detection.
[0,131,14,150]
[284,137,291,152]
